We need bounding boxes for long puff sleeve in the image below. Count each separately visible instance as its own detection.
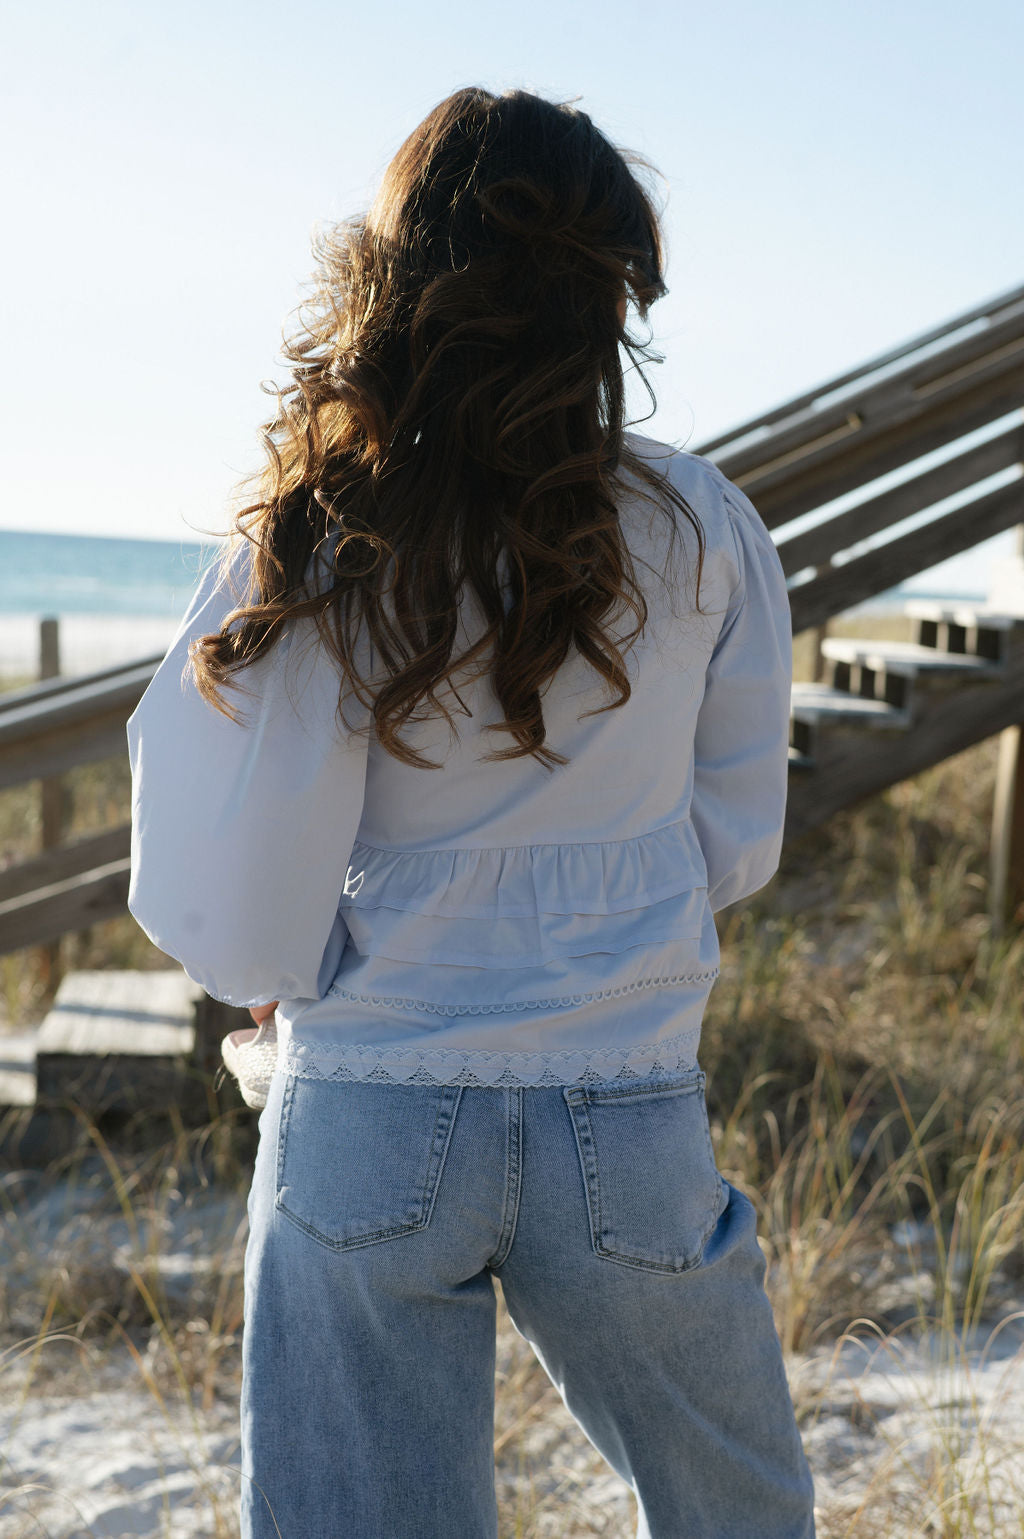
[126,538,370,1007]
[688,477,793,913]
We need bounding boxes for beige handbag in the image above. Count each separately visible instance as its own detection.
[220,1016,279,1110]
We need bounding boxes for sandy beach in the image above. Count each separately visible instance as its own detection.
[2,1161,1023,1537]
[2,625,1022,1533]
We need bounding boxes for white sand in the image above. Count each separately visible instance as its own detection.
[2,1167,1023,1537]
[792,1317,1024,1531]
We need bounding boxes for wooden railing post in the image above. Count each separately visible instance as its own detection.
[809,558,834,682]
[989,523,1024,934]
[37,617,65,993]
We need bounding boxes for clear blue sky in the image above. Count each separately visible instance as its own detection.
[2,0,1021,590]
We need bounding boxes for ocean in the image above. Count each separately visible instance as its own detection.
[0,528,218,618]
[0,529,220,682]
[0,525,992,684]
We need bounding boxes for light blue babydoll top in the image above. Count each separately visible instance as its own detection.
[126,432,792,1088]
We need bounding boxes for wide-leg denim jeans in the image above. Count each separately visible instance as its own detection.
[241,1064,816,1538]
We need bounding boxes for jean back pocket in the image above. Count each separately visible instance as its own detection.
[274,1075,463,1252]
[563,1067,726,1274]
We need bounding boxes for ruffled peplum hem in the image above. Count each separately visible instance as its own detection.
[280,829,725,1088]
[339,816,710,970]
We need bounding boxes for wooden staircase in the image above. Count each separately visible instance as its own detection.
[694,276,1024,897]
[786,598,1024,842]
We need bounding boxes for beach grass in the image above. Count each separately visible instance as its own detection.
[1,611,1024,1534]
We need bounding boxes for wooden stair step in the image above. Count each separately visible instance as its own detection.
[0,1031,38,1108]
[791,683,911,727]
[32,968,206,1115]
[785,630,1024,844]
[0,972,255,1167]
[820,637,1005,675]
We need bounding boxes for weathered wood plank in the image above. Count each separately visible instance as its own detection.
[38,618,64,993]
[729,318,1016,492]
[696,281,1024,457]
[0,860,132,954]
[0,712,131,792]
[36,968,201,1057]
[0,654,165,718]
[0,824,131,905]
[777,425,1024,576]
[990,724,1024,931]
[714,308,1024,490]
[789,478,1024,634]
[0,1032,37,1108]
[0,663,156,745]
[735,366,1024,529]
[34,969,205,1115]
[902,599,1019,628]
[916,329,1024,400]
[0,660,159,790]
[819,638,1004,673]
[790,683,910,726]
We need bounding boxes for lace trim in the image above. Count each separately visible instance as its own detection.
[324,966,719,1017]
[280,1020,706,1089]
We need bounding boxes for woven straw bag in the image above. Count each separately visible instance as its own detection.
[220,1016,279,1110]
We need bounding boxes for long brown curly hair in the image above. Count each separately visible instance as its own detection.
[187,85,705,770]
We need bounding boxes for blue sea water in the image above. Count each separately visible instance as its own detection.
[0,525,991,621]
[0,529,220,617]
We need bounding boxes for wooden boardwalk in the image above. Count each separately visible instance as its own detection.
[0,970,249,1164]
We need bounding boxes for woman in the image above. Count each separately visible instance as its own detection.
[126,86,816,1539]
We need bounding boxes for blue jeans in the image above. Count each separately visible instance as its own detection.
[241,1066,816,1538]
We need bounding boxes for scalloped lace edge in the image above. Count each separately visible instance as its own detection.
[323,966,720,1017]
[279,1019,707,1089]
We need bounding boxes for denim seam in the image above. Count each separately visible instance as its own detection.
[489,1088,523,1270]
[275,1072,295,1201]
[565,1096,601,1256]
[421,1086,464,1230]
[566,1067,705,1106]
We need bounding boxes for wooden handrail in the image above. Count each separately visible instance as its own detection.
[0,861,132,954]
[0,824,131,905]
[695,278,1024,456]
[0,661,157,791]
[777,424,1024,577]
[710,310,1024,488]
[727,359,1024,522]
[788,478,1024,634]
[0,660,160,737]
[0,653,166,717]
